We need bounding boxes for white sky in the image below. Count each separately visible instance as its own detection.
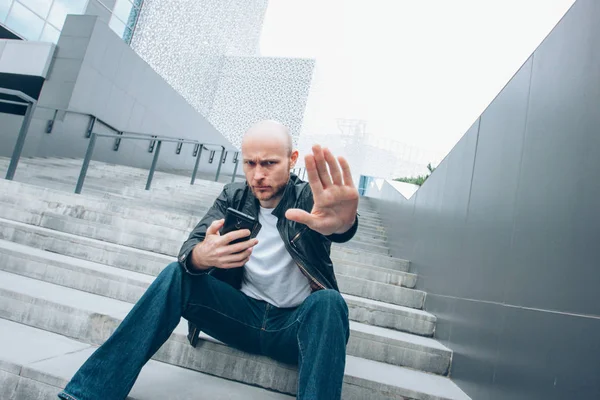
[260,0,576,162]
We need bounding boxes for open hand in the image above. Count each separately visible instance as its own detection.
[190,219,259,270]
[285,145,358,236]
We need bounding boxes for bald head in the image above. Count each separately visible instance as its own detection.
[241,120,299,208]
[242,120,293,156]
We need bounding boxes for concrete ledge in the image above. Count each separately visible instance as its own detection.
[0,288,465,399]
[0,258,443,372]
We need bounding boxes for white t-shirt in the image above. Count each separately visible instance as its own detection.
[240,206,311,308]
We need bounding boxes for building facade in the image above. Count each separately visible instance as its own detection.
[130,0,315,148]
[1,0,315,152]
[0,0,142,43]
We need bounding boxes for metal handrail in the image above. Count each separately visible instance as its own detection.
[2,88,37,181]
[30,105,235,191]
[4,101,302,190]
[76,132,227,193]
[43,107,301,182]
[42,106,233,148]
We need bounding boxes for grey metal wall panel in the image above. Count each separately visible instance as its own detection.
[376,181,417,259]
[459,58,533,303]
[507,0,600,315]
[368,0,599,398]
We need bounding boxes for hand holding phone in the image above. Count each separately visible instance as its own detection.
[220,208,262,244]
[190,209,261,270]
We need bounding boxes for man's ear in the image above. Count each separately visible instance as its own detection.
[290,150,299,168]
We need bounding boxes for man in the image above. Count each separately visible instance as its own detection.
[58,120,359,400]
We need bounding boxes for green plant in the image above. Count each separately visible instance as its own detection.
[394,163,436,187]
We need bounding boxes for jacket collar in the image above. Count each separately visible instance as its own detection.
[272,174,301,219]
[243,174,302,219]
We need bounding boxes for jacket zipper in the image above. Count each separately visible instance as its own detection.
[289,229,326,290]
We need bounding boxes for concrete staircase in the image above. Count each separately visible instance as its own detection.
[0,157,470,400]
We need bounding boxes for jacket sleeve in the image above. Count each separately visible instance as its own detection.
[178,186,229,274]
[326,215,359,243]
[301,183,359,244]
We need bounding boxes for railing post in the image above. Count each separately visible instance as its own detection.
[146,140,162,190]
[46,109,58,133]
[231,153,240,183]
[190,144,203,185]
[302,168,307,180]
[6,101,36,181]
[85,116,96,138]
[75,132,97,194]
[214,146,225,182]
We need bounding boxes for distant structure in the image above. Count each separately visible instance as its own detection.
[299,119,444,182]
[131,0,315,148]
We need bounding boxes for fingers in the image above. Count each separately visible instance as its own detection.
[304,154,323,194]
[221,228,252,244]
[323,148,343,185]
[221,259,250,269]
[285,209,316,228]
[228,237,259,254]
[338,156,354,187]
[312,145,332,188]
[220,247,253,267]
[206,219,224,236]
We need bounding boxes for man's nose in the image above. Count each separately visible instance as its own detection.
[253,166,266,181]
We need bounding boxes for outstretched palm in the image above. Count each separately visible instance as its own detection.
[286,145,359,236]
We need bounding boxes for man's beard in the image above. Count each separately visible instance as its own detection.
[251,180,287,202]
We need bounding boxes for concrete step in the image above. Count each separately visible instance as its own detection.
[331,245,409,272]
[1,175,387,239]
[0,319,293,400]
[336,239,391,256]
[4,158,381,216]
[0,180,402,254]
[337,274,424,309]
[13,174,401,233]
[0,246,445,374]
[0,212,421,307]
[0,211,421,308]
[0,180,409,270]
[0,198,412,284]
[0,207,406,278]
[0,195,389,258]
[0,232,433,336]
[0,273,468,399]
[0,197,408,287]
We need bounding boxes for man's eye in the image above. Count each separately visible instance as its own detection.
[245,161,255,166]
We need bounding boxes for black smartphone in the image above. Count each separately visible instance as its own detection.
[220,208,262,245]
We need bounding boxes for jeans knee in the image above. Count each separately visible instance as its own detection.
[156,262,183,285]
[303,290,349,340]
[306,290,348,316]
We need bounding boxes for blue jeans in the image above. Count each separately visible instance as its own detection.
[58,262,349,400]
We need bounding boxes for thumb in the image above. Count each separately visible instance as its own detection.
[206,219,224,236]
[285,209,315,227]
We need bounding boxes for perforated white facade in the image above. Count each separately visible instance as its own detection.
[130,0,314,148]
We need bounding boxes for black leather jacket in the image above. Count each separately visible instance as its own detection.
[178,174,358,346]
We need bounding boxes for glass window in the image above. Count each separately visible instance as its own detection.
[0,0,13,23]
[47,0,87,30]
[40,22,59,42]
[17,0,52,19]
[108,13,125,38]
[5,0,44,40]
[122,25,132,43]
[112,0,132,26]
[126,2,140,29]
